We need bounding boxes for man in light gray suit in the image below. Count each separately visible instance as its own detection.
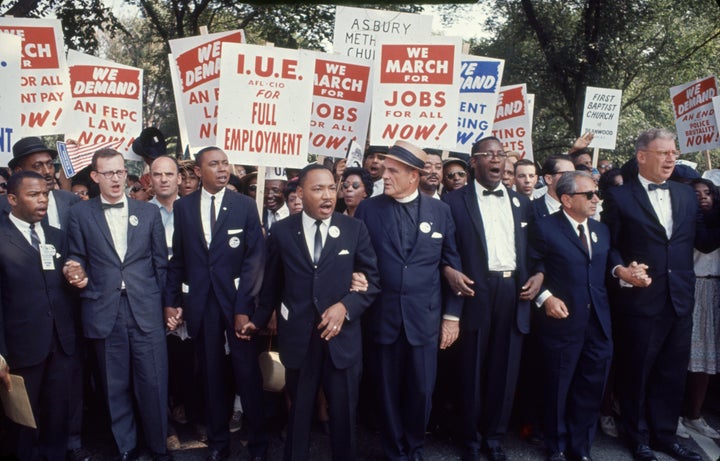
[66,148,170,461]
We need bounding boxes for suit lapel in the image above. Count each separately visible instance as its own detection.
[462,184,489,258]
[380,196,403,256]
[212,191,231,243]
[3,219,38,259]
[408,194,433,260]
[669,182,683,237]
[318,214,340,266]
[90,198,121,261]
[125,200,139,259]
[292,214,315,267]
[558,213,589,258]
[191,191,208,249]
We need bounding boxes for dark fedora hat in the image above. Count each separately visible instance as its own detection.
[9,137,58,170]
[132,127,167,161]
[382,140,427,172]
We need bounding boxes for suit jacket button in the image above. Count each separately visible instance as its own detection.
[668,269,672,273]
[587,304,590,309]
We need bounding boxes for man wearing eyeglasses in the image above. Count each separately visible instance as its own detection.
[601,128,702,461]
[529,171,618,461]
[442,136,543,461]
[66,148,171,461]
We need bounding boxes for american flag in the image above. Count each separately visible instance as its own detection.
[65,139,122,173]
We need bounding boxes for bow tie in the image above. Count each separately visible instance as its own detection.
[483,189,504,197]
[101,201,124,210]
[648,182,669,191]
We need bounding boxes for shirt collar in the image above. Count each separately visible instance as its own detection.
[201,186,225,203]
[302,211,332,228]
[100,195,128,208]
[637,174,666,191]
[562,209,588,230]
[474,179,504,198]
[394,189,419,204]
[9,212,35,230]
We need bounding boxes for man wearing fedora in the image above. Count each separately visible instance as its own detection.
[355,140,463,461]
[5,137,81,230]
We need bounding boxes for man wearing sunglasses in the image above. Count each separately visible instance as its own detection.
[602,128,703,461]
[442,157,468,194]
[529,171,617,461]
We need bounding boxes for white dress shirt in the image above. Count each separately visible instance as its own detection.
[544,193,562,215]
[475,180,516,271]
[302,212,331,263]
[9,212,46,246]
[201,187,225,247]
[47,191,61,229]
[101,195,128,261]
[638,174,673,239]
[266,203,290,230]
[149,196,178,257]
[372,178,384,197]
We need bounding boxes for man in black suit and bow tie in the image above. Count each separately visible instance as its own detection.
[244,164,380,461]
[164,147,267,461]
[66,149,170,461]
[601,128,703,461]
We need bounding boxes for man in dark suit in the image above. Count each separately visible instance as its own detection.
[0,171,80,461]
[355,140,463,461]
[601,128,702,461]
[243,164,380,461]
[442,136,543,461]
[66,149,170,461]
[163,147,267,461]
[529,171,620,461]
[532,154,575,220]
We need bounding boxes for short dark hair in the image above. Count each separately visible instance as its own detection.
[569,150,591,163]
[7,171,45,195]
[598,168,623,193]
[471,136,503,154]
[341,167,373,196]
[283,178,299,200]
[91,148,123,171]
[514,158,537,174]
[195,146,222,166]
[541,154,573,176]
[297,163,332,187]
[423,148,443,159]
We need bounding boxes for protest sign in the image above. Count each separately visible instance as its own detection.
[0,33,22,164]
[333,6,433,62]
[217,43,314,168]
[0,18,72,137]
[169,30,245,151]
[492,84,533,159]
[714,95,720,145]
[309,53,372,158]
[670,76,720,153]
[345,139,364,168]
[66,50,143,163]
[579,86,622,150]
[455,55,504,152]
[370,37,462,149]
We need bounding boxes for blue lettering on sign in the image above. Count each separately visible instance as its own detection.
[459,61,500,94]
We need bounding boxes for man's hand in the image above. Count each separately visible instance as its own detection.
[350,272,368,292]
[544,296,569,319]
[63,260,88,288]
[0,355,11,392]
[520,272,544,300]
[318,302,347,341]
[616,261,652,288]
[235,314,253,340]
[440,319,459,350]
[570,131,594,154]
[442,266,475,297]
[164,307,183,331]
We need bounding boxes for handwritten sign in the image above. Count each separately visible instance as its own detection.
[670,76,720,153]
[492,84,533,160]
[217,43,314,168]
[370,37,462,149]
[455,55,504,153]
[0,33,22,164]
[309,53,372,158]
[333,6,433,62]
[169,30,245,151]
[0,18,72,137]
[66,50,143,160]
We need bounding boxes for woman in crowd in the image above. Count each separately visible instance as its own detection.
[339,167,372,217]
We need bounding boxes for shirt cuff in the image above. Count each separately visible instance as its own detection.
[535,290,552,308]
[442,314,460,321]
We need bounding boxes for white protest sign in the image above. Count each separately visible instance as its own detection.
[217,43,314,168]
[492,84,533,160]
[309,53,373,158]
[333,6,433,62]
[714,96,720,144]
[455,55,504,153]
[579,86,622,150]
[370,36,462,149]
[670,76,720,153]
[66,50,143,159]
[0,33,22,164]
[0,18,72,137]
[169,30,245,151]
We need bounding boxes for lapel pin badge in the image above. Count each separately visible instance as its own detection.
[328,225,340,238]
[129,215,139,226]
[591,231,598,243]
[229,236,240,248]
[419,222,431,233]
[512,197,520,208]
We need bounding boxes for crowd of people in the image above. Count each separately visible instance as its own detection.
[0,127,719,461]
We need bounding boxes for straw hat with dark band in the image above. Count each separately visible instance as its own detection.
[382,140,427,172]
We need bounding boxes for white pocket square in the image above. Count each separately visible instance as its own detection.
[431,232,443,239]
[521,222,528,228]
[338,249,350,255]
[227,228,243,235]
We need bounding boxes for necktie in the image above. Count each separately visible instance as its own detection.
[101,201,124,209]
[577,224,589,253]
[210,195,216,233]
[648,182,669,191]
[313,220,323,265]
[30,223,40,251]
[483,189,504,197]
